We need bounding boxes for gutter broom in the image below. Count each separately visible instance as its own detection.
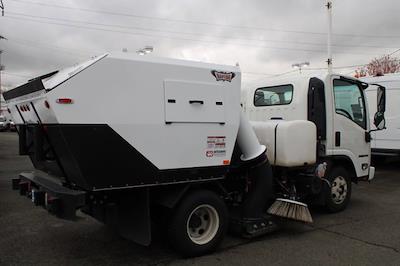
[267,198,313,223]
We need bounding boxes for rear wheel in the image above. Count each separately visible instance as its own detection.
[167,190,228,257]
[324,166,352,213]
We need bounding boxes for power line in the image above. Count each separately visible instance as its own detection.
[7,11,400,51]
[8,38,95,56]
[3,71,31,78]
[11,0,400,40]
[3,15,385,56]
[389,48,400,56]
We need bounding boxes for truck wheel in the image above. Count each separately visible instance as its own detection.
[325,167,352,213]
[168,190,228,257]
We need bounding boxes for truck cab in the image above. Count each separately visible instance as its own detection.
[242,73,384,183]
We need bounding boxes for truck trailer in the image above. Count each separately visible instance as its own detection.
[5,53,386,257]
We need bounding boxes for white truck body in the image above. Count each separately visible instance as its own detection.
[362,74,400,155]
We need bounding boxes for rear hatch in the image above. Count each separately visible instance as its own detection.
[3,53,107,125]
[3,54,107,184]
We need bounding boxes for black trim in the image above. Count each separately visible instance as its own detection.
[359,154,369,158]
[167,99,176,103]
[3,79,45,101]
[308,77,326,140]
[335,131,341,147]
[15,104,25,124]
[30,102,42,124]
[189,100,204,104]
[216,101,223,105]
[20,125,65,178]
[371,148,400,156]
[340,76,369,90]
[28,70,58,83]
[274,124,278,164]
[40,124,229,190]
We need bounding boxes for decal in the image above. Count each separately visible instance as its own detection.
[211,70,236,82]
[206,151,214,157]
[207,136,226,158]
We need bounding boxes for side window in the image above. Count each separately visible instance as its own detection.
[254,84,293,106]
[333,79,366,129]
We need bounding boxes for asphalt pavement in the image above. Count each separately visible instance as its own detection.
[1,132,400,265]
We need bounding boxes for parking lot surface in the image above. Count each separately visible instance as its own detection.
[1,132,400,265]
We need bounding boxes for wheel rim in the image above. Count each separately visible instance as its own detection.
[331,175,348,204]
[186,204,219,245]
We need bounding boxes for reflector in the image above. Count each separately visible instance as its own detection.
[56,98,73,104]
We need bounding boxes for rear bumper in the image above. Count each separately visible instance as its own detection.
[12,171,86,219]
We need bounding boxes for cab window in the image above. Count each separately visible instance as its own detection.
[254,84,293,106]
[333,79,366,129]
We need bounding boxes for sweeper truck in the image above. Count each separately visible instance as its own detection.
[5,53,386,257]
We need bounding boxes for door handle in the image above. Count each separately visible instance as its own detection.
[189,100,204,105]
[335,131,341,147]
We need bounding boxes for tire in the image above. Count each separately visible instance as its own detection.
[167,190,228,257]
[324,166,352,213]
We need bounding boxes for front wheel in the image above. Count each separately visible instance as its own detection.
[324,166,352,213]
[167,190,228,257]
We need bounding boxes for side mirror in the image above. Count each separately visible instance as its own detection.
[373,85,386,130]
[376,85,386,113]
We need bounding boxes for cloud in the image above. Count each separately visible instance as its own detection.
[1,0,399,88]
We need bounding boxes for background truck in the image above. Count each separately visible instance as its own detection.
[5,54,385,257]
[362,73,399,157]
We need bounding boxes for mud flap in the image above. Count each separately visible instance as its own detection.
[116,188,151,246]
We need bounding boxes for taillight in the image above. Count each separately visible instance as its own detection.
[20,106,24,112]
[56,98,73,104]
[7,108,10,113]
[44,100,50,109]
[26,105,30,111]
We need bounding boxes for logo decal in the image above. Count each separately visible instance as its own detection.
[211,70,236,82]
[206,151,214,157]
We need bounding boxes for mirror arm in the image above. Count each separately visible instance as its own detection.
[369,127,386,133]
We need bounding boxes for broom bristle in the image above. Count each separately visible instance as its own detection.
[267,198,313,223]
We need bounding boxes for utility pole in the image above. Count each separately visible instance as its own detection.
[326,0,333,75]
[0,35,7,113]
[0,50,3,112]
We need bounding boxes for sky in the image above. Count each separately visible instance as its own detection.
[1,0,400,90]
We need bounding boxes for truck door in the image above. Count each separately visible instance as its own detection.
[332,77,370,177]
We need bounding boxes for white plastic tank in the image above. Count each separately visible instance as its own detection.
[251,120,317,167]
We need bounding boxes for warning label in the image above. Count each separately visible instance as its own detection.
[206,136,226,157]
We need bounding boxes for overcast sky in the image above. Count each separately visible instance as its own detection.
[1,0,399,89]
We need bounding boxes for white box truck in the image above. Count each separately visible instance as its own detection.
[362,74,399,157]
[5,53,385,257]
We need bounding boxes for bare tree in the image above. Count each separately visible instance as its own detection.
[355,55,400,77]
